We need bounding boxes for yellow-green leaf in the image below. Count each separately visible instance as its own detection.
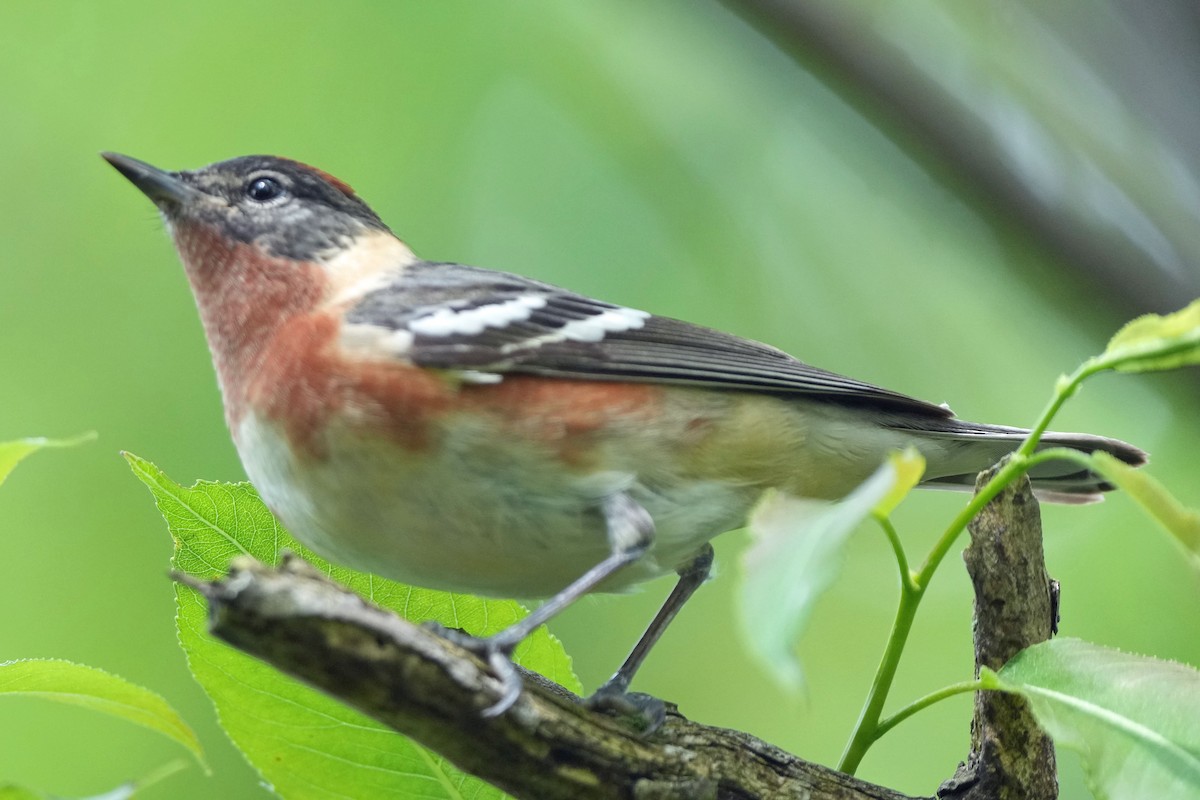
[1098,298,1200,373]
[872,448,925,519]
[0,659,204,770]
[0,433,95,488]
[1090,451,1200,570]
[0,763,185,800]
[740,459,901,690]
[0,785,44,800]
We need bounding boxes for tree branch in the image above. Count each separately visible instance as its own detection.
[180,462,1064,798]
[182,554,927,800]
[940,464,1058,799]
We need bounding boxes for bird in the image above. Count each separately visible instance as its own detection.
[103,152,1145,717]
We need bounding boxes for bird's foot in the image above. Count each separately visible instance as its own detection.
[423,621,523,717]
[585,682,667,735]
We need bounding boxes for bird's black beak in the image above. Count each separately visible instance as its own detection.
[102,152,204,207]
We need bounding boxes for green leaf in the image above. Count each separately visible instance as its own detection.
[0,659,204,770]
[0,785,45,800]
[984,638,1200,800]
[1089,451,1200,569]
[871,448,925,519]
[78,760,190,800]
[79,787,135,800]
[739,459,902,690]
[0,761,189,800]
[126,452,580,799]
[0,433,95,488]
[1097,298,1200,373]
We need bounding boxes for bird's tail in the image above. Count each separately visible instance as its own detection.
[903,419,1147,504]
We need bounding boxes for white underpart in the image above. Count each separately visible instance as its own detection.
[235,411,752,597]
[410,295,548,337]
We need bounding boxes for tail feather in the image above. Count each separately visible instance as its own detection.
[902,419,1147,504]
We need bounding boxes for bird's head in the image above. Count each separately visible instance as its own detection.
[103,153,415,409]
[102,152,397,263]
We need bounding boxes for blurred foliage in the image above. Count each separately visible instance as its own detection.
[0,434,94,488]
[739,452,922,693]
[1,1,1197,798]
[727,0,1200,312]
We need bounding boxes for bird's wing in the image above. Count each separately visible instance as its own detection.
[342,261,952,417]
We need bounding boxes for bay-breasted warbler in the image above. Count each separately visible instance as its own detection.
[104,152,1144,717]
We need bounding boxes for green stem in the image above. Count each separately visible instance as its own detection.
[875,679,983,739]
[134,758,191,791]
[1023,446,1095,475]
[838,576,922,774]
[876,515,916,593]
[840,357,1109,774]
[1017,359,1108,458]
[842,444,1061,773]
[916,456,1027,585]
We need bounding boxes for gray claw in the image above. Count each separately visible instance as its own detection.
[481,649,522,717]
[586,687,666,734]
[426,622,523,716]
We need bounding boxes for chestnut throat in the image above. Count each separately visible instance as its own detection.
[173,221,327,427]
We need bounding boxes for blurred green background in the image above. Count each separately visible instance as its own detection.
[2,1,1198,798]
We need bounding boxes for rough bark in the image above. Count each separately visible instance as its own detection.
[940,465,1058,799]
[180,462,1062,799]
[181,554,927,800]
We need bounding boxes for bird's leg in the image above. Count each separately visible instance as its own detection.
[432,492,654,717]
[585,543,714,729]
[596,542,714,697]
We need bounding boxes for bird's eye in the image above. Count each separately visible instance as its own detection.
[245,176,284,203]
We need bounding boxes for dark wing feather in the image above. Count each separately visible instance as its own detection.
[345,261,952,418]
[503,317,950,415]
